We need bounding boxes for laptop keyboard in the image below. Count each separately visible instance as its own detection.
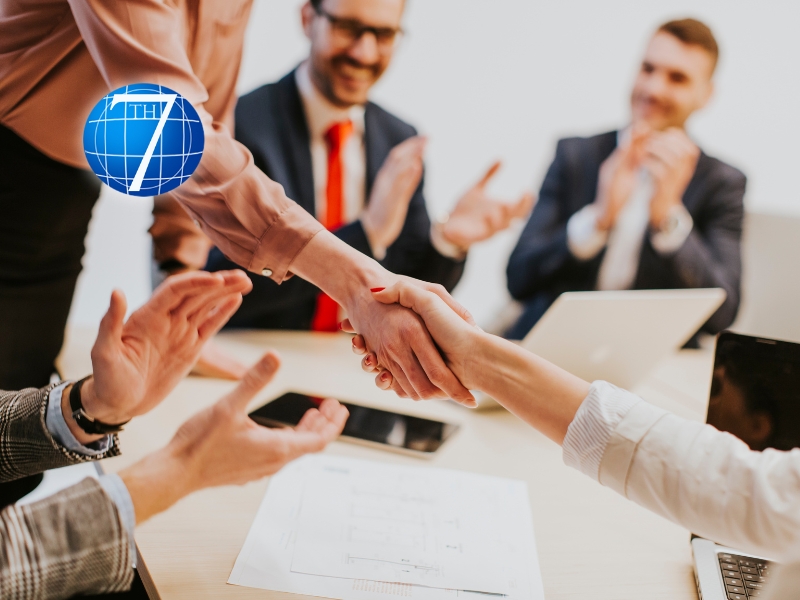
[718,552,773,599]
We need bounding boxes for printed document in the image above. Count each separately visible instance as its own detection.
[229,454,545,599]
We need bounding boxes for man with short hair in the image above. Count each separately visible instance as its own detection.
[160,0,532,331]
[506,18,745,340]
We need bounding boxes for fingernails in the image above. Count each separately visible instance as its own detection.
[370,287,385,293]
[337,321,343,330]
[380,372,390,382]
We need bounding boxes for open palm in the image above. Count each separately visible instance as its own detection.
[443,162,535,249]
[83,271,252,424]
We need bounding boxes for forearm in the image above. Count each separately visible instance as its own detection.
[604,403,800,560]
[290,229,388,312]
[0,478,133,598]
[468,332,590,443]
[119,446,192,525]
[0,386,119,482]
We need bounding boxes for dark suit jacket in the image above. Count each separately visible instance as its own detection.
[506,130,745,340]
[206,70,465,329]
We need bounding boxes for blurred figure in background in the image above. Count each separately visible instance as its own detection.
[152,0,532,335]
[505,19,744,341]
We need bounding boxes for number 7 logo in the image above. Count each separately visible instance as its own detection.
[110,93,177,193]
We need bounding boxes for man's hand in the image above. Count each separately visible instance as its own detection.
[644,127,700,228]
[79,270,252,426]
[287,230,476,406]
[361,136,426,254]
[119,352,349,524]
[595,123,650,230]
[343,281,482,398]
[340,275,477,406]
[439,162,535,251]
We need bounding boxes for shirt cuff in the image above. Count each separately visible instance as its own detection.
[99,474,137,568]
[46,382,112,456]
[562,381,642,481]
[566,204,608,260]
[650,204,693,255]
[430,223,467,260]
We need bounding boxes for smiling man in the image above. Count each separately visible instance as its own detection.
[505,19,745,340]
[152,0,532,335]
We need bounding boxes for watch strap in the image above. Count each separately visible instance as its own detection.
[69,376,130,435]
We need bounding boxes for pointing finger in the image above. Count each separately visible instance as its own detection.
[477,161,502,188]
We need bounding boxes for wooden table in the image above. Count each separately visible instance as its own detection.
[59,328,714,600]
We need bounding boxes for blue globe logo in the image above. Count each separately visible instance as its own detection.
[83,83,204,196]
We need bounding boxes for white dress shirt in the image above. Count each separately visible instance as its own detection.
[295,62,366,227]
[295,63,463,261]
[566,129,694,290]
[563,381,800,598]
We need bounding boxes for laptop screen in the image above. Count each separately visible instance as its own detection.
[707,332,800,451]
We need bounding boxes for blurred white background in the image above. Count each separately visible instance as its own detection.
[69,0,800,328]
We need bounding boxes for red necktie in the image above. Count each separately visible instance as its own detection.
[311,120,353,332]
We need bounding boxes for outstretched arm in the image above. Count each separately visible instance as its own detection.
[348,282,800,562]
[120,352,348,523]
[0,271,250,481]
[0,353,349,599]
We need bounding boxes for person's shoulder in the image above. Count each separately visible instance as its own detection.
[555,130,617,153]
[552,130,617,168]
[364,101,417,142]
[236,75,290,116]
[697,151,747,187]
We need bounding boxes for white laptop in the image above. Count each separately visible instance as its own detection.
[520,288,725,390]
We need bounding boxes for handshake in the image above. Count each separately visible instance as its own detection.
[79,270,490,525]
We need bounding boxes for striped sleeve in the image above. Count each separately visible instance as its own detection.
[561,381,642,481]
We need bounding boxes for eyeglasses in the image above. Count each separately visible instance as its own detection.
[315,7,404,52]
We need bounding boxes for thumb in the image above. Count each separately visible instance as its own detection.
[371,282,442,318]
[512,192,536,218]
[224,351,281,412]
[476,161,502,188]
[372,283,474,336]
[98,290,127,344]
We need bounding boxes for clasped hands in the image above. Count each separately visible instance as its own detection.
[340,279,483,406]
[596,122,700,231]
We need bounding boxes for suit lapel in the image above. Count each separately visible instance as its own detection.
[680,151,711,215]
[275,71,316,216]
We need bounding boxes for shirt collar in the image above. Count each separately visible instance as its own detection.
[295,61,365,141]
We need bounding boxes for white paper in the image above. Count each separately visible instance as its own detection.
[229,455,545,599]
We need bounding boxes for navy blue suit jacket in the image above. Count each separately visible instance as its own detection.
[506,131,745,340]
[206,70,465,329]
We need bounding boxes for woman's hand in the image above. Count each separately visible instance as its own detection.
[341,280,483,406]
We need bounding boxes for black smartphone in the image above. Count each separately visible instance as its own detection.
[249,392,459,457]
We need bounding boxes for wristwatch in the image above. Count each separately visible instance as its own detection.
[69,376,130,435]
